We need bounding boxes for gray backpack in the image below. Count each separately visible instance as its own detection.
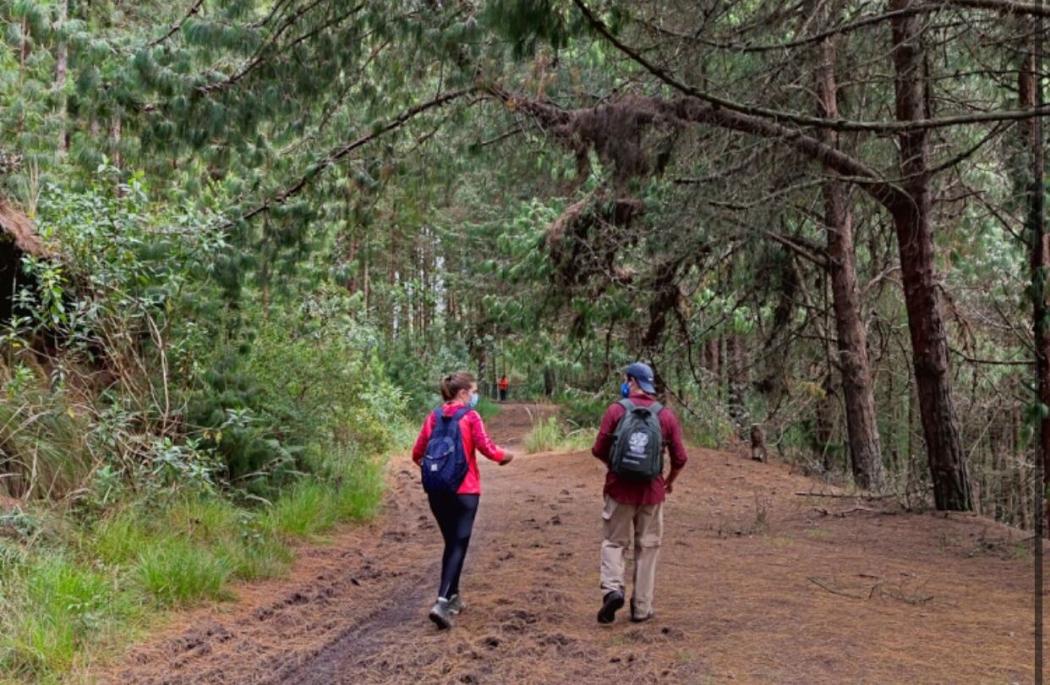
[610,399,664,480]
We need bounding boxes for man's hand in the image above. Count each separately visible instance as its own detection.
[665,467,681,494]
[500,452,516,466]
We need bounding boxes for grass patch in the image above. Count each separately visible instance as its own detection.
[0,453,389,683]
[137,537,232,607]
[91,508,152,566]
[332,457,385,521]
[475,396,502,420]
[0,555,140,679]
[262,481,339,539]
[224,533,294,581]
[524,416,594,454]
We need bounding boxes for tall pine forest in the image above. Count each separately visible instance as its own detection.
[0,0,1046,680]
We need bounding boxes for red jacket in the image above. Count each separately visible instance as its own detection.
[591,391,689,505]
[412,401,506,495]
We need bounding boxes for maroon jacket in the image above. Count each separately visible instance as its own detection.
[591,391,688,505]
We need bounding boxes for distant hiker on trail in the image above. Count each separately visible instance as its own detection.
[412,371,515,629]
[498,374,510,402]
[591,362,688,624]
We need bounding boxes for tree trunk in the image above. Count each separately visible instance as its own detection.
[705,337,719,382]
[111,116,123,169]
[1021,18,1048,544]
[888,0,971,510]
[814,14,885,490]
[814,367,836,471]
[55,0,68,154]
[728,334,748,435]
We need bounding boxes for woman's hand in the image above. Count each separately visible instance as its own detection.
[500,452,515,466]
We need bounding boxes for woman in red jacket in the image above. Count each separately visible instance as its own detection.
[412,371,514,629]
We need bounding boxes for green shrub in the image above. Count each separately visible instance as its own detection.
[557,391,609,428]
[184,296,404,491]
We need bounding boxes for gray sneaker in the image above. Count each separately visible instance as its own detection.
[429,598,453,629]
[447,594,464,615]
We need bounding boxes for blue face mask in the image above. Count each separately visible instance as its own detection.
[469,392,479,408]
[620,382,630,398]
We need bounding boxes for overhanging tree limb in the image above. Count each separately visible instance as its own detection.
[573,0,1050,133]
[645,0,1050,53]
[946,0,1050,15]
[224,88,474,229]
[148,0,205,48]
[484,85,905,209]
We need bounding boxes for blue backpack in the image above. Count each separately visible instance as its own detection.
[421,407,471,494]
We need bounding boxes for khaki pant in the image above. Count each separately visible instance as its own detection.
[599,495,663,616]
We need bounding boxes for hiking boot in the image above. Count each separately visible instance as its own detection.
[429,598,453,629]
[597,590,625,624]
[447,594,464,615]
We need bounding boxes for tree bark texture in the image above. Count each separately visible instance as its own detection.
[888,0,971,510]
[815,14,885,490]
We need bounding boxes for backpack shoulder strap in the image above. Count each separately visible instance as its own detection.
[648,402,664,415]
[451,407,471,422]
[429,408,449,441]
[618,399,635,412]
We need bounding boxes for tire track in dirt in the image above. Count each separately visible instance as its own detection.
[259,562,437,685]
[98,403,1039,684]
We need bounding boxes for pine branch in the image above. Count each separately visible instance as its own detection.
[573,0,1050,133]
[202,0,362,95]
[484,84,905,210]
[643,0,1050,53]
[149,0,205,48]
[946,0,1050,16]
[224,88,474,229]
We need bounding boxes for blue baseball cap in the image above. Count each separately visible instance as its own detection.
[625,362,657,394]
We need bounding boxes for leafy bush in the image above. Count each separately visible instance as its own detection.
[184,290,404,492]
[557,390,609,428]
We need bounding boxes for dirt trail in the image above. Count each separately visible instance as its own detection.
[99,403,1036,684]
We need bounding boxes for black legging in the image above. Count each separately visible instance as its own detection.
[427,492,480,599]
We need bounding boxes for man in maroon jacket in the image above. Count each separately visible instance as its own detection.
[591,362,688,624]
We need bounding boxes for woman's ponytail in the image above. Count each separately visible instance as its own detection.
[440,371,475,401]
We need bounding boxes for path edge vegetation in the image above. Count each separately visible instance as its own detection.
[0,442,405,684]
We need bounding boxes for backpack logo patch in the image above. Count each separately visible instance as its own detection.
[628,432,649,454]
